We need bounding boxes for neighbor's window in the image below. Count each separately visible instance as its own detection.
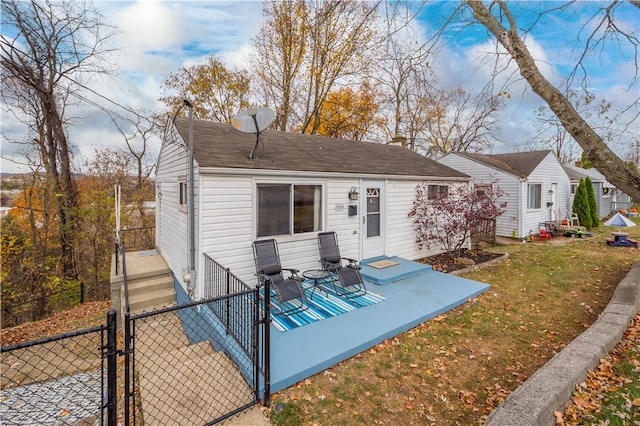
[178,179,187,210]
[257,183,322,237]
[571,183,577,195]
[475,183,492,197]
[528,183,542,209]
[428,184,449,200]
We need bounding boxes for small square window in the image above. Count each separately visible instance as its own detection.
[428,185,449,200]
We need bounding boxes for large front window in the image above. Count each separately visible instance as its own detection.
[257,183,322,237]
[528,183,542,209]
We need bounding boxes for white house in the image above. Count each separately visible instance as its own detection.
[563,163,632,218]
[155,117,470,300]
[439,150,571,239]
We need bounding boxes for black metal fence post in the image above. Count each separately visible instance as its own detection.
[226,267,231,335]
[262,279,271,407]
[106,309,118,426]
[124,311,132,425]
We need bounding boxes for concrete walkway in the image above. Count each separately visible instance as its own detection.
[484,260,640,426]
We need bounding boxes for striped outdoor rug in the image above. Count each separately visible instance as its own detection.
[271,286,385,332]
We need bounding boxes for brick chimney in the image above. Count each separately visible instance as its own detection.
[575,160,582,168]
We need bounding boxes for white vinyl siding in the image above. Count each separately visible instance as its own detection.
[386,180,469,260]
[155,141,193,293]
[520,153,570,236]
[439,152,570,239]
[439,154,520,238]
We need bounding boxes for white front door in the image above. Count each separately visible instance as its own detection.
[361,181,385,260]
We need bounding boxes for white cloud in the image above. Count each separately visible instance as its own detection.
[117,1,187,51]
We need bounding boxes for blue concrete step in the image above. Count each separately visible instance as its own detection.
[360,256,433,285]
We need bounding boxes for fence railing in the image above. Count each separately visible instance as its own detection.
[202,253,271,405]
[203,254,257,358]
[470,217,497,245]
[119,225,155,252]
[1,280,111,328]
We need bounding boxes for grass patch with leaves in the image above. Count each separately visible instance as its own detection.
[268,221,640,425]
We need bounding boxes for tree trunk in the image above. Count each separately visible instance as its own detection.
[465,0,640,202]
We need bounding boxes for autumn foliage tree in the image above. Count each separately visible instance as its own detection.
[309,82,386,140]
[251,0,379,134]
[159,55,251,122]
[1,0,116,279]
[408,180,507,261]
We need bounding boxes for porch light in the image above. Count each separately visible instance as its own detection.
[348,187,359,201]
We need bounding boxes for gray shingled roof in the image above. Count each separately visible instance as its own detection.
[563,164,608,183]
[172,118,468,179]
[452,151,553,178]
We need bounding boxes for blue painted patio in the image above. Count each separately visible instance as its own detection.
[270,256,490,393]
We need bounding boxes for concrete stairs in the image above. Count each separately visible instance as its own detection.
[126,274,175,315]
[110,250,269,425]
[110,250,176,322]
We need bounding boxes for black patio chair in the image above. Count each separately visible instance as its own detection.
[253,239,309,316]
[317,231,367,299]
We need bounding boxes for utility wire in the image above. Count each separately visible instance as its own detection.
[61,74,159,130]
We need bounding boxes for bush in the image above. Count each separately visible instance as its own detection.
[584,177,599,227]
[573,178,592,229]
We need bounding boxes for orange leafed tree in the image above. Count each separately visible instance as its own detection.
[307,82,386,140]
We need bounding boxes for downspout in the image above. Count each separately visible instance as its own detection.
[185,99,196,297]
[518,178,525,239]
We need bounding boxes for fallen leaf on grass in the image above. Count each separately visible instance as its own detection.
[553,410,564,425]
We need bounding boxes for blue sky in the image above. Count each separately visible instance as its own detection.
[1,1,638,173]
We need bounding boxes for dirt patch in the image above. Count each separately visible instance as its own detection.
[418,249,504,273]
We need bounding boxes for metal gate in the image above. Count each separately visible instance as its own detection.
[1,311,118,425]
[122,284,269,425]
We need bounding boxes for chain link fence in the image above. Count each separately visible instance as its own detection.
[126,290,263,426]
[2,280,111,328]
[1,312,117,425]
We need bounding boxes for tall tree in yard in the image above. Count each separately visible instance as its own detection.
[573,179,592,229]
[1,0,115,278]
[584,176,599,228]
[159,55,251,123]
[251,0,379,134]
[311,82,386,140]
[457,1,640,202]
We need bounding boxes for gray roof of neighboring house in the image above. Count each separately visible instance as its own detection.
[449,150,553,178]
[563,164,609,184]
[171,118,468,179]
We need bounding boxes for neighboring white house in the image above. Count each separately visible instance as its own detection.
[439,150,571,239]
[155,117,470,300]
[563,163,632,218]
